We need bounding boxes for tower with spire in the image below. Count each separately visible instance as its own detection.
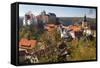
[81,14,88,28]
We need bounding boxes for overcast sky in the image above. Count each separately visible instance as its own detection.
[19,4,96,18]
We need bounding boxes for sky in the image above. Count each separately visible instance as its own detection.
[19,4,96,18]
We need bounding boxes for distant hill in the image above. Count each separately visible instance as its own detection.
[58,17,96,23]
[19,16,96,27]
[58,17,96,26]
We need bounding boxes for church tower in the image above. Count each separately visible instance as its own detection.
[82,14,88,28]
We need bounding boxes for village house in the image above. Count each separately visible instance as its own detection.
[68,25,81,32]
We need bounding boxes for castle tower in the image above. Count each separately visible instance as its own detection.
[23,11,34,26]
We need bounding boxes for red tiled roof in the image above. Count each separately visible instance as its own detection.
[19,38,37,49]
[69,25,81,32]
